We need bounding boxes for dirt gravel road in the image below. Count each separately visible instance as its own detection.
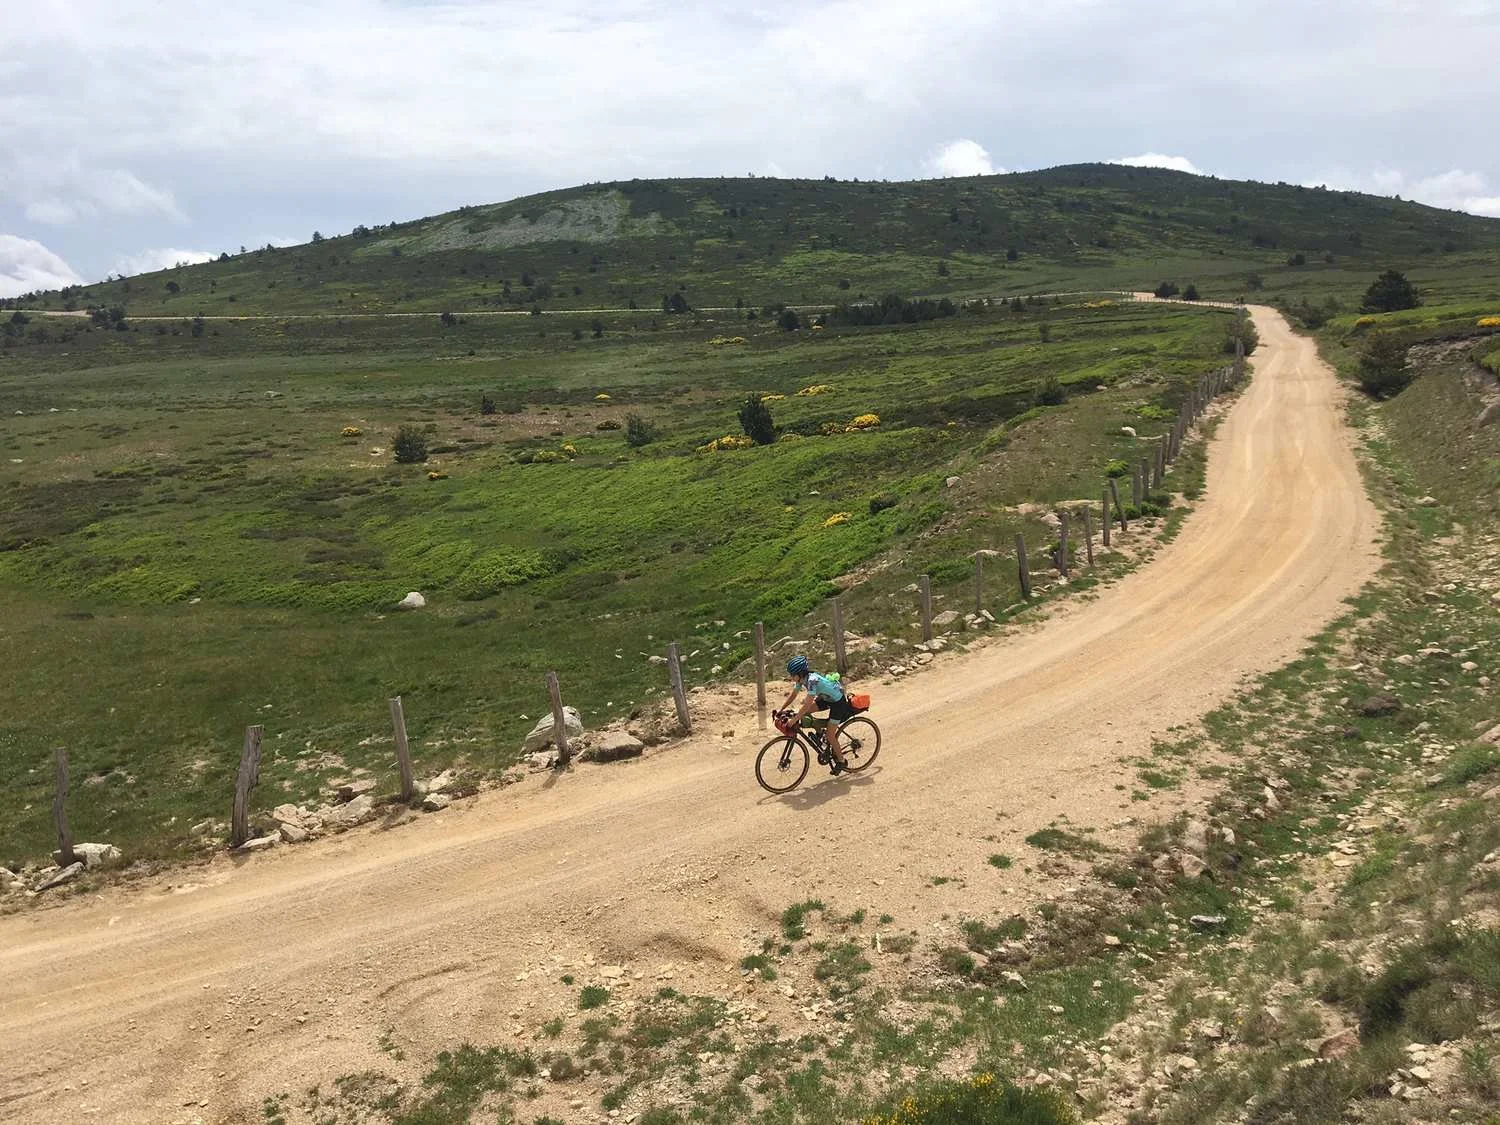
[0,306,1379,1123]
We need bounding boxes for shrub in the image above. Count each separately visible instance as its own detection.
[1034,376,1067,406]
[823,513,851,527]
[738,394,777,445]
[1223,314,1259,356]
[480,394,496,415]
[1478,316,1500,328]
[1153,281,1179,299]
[624,414,659,447]
[777,307,801,332]
[579,986,610,1010]
[797,384,833,396]
[846,413,881,430]
[869,494,898,515]
[340,426,363,437]
[391,426,429,464]
[1357,332,1413,399]
[1182,283,1201,301]
[1104,459,1130,478]
[1361,269,1419,313]
[596,419,622,431]
[862,1073,1076,1125]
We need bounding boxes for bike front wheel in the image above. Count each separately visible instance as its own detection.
[837,716,881,773]
[755,736,810,794]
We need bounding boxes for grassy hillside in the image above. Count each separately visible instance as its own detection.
[0,296,1232,863]
[10,164,1500,318]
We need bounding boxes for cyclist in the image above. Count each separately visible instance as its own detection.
[779,655,852,774]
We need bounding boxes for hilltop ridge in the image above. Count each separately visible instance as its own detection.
[14,163,1500,317]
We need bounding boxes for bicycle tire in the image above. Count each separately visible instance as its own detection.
[836,716,881,773]
[755,735,810,794]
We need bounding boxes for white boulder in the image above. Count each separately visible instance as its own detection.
[522,706,584,753]
[397,591,426,610]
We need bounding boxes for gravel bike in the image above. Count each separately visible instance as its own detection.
[755,708,881,793]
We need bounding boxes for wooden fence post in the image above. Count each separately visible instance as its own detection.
[753,621,767,709]
[919,574,933,642]
[974,552,984,614]
[1235,333,1245,381]
[230,725,264,848]
[666,643,691,732]
[1131,462,1142,508]
[1140,457,1152,500]
[1057,510,1070,577]
[1110,477,1128,531]
[546,671,571,766]
[53,747,76,868]
[1082,506,1095,567]
[1015,534,1032,599]
[389,696,414,802]
[831,597,848,675]
[1101,487,1112,547]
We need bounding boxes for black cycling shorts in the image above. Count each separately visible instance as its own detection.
[817,697,856,722]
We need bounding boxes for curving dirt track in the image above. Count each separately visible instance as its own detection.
[0,306,1380,1123]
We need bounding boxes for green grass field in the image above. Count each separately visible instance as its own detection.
[0,296,1233,863]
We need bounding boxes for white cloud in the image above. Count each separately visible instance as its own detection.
[1113,153,1205,176]
[111,247,215,278]
[924,139,1000,178]
[0,158,183,225]
[1304,167,1500,218]
[0,234,83,297]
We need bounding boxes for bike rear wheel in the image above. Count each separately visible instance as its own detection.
[836,716,881,773]
[755,735,810,794]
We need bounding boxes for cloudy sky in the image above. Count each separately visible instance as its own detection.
[2,0,1498,296]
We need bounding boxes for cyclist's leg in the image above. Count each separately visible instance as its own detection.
[826,701,851,764]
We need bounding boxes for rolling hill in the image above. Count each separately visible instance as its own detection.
[14,163,1500,318]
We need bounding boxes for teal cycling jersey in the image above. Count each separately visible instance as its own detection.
[803,672,845,705]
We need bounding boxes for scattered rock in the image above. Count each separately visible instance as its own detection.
[1181,819,1209,856]
[1103,935,1122,948]
[237,835,278,852]
[421,793,453,812]
[272,804,305,827]
[278,823,309,843]
[1120,426,1137,438]
[426,769,458,794]
[55,842,122,869]
[931,610,960,628]
[335,779,377,803]
[190,819,217,837]
[334,794,376,826]
[1358,693,1402,717]
[1415,495,1439,507]
[1189,914,1228,931]
[1317,1029,1359,1059]
[1478,723,1500,745]
[521,707,584,753]
[1000,970,1028,991]
[396,591,426,610]
[1179,853,1208,880]
[944,476,962,488]
[37,863,84,891]
[590,731,645,763]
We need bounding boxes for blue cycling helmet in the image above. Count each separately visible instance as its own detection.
[786,654,810,677]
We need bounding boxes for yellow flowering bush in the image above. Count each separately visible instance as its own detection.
[847,413,881,430]
[760,393,787,403]
[861,1073,1075,1125]
[1478,316,1500,328]
[1353,315,1380,328]
[697,435,754,453]
[594,393,611,401]
[561,443,577,455]
[708,335,747,346]
[797,383,834,396]
[819,421,847,435]
[340,426,363,437]
[823,512,851,527]
[426,470,448,481]
[778,432,803,442]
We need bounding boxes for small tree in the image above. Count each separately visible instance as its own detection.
[1154,281,1179,299]
[1357,332,1412,398]
[392,425,429,463]
[1034,375,1067,406]
[1182,283,1201,301]
[737,394,777,445]
[1223,315,1259,357]
[624,413,659,447]
[777,307,801,332]
[1360,269,1420,313]
[480,393,496,415]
